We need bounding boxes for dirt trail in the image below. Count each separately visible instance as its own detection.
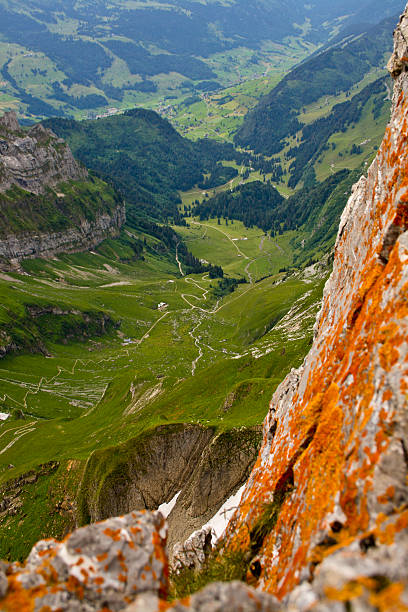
[175,243,185,276]
[191,220,257,283]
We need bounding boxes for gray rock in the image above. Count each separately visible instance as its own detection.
[0,203,125,263]
[167,581,281,612]
[0,569,7,599]
[283,582,317,611]
[172,526,213,573]
[0,111,20,132]
[123,592,160,612]
[167,427,261,556]
[0,113,86,196]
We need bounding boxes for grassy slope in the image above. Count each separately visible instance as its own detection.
[0,176,121,237]
[313,85,391,181]
[0,217,326,560]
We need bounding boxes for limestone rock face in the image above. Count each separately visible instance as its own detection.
[0,203,126,262]
[172,526,213,573]
[0,511,168,611]
[223,4,408,606]
[0,112,125,264]
[0,112,86,195]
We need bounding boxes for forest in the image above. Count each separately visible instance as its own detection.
[191,169,353,245]
[44,110,252,225]
[235,16,395,154]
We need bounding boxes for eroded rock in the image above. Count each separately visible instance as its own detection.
[0,510,168,611]
[0,111,86,195]
[172,526,213,573]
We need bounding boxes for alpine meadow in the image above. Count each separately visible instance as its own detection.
[0,1,407,611]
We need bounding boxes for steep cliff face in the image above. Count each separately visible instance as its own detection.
[0,203,125,263]
[0,112,125,264]
[222,6,408,606]
[0,112,86,194]
[77,424,261,560]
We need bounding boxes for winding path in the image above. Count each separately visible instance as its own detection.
[191,220,257,284]
[0,223,284,453]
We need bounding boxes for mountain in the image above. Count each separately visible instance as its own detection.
[235,16,396,156]
[0,111,125,264]
[0,5,407,607]
[0,7,408,612]
[43,110,242,224]
[0,98,330,562]
[0,0,404,119]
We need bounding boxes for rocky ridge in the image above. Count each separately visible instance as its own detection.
[222,5,408,608]
[0,204,125,263]
[0,112,86,195]
[0,112,125,264]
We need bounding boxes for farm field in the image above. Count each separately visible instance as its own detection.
[0,27,314,123]
[162,39,317,142]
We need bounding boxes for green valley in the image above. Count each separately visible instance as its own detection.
[0,216,326,560]
[0,0,403,576]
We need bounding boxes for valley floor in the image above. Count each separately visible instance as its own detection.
[0,217,326,560]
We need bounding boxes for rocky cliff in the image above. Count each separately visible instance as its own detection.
[0,112,86,195]
[0,112,125,264]
[221,6,408,608]
[0,7,407,612]
[0,204,125,263]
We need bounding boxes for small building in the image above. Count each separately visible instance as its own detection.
[158,302,168,311]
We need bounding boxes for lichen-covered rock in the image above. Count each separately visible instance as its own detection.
[123,592,161,612]
[166,581,281,612]
[224,2,408,602]
[285,531,408,611]
[0,510,168,611]
[124,582,281,612]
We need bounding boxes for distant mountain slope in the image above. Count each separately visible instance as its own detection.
[0,0,404,119]
[44,109,243,224]
[191,168,361,267]
[0,111,125,264]
[235,16,396,156]
[285,74,391,188]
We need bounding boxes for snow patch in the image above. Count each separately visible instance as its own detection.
[158,490,181,518]
[202,484,246,542]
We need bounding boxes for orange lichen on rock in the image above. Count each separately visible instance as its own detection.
[0,511,168,611]
[223,11,408,602]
